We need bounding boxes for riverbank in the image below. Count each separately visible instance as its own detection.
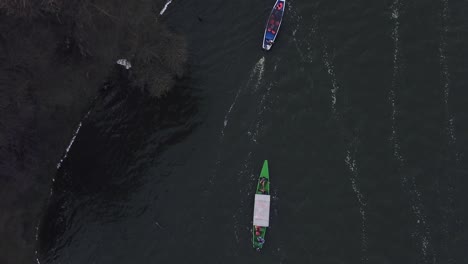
[0,1,186,263]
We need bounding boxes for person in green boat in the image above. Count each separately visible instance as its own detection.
[259,178,268,194]
[257,236,265,245]
[255,226,261,236]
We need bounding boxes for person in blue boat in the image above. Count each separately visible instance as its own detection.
[276,2,283,10]
[268,8,282,35]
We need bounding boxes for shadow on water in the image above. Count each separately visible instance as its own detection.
[37,67,200,262]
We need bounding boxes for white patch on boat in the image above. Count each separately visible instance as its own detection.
[159,0,173,15]
[345,149,368,262]
[287,2,303,55]
[253,194,271,227]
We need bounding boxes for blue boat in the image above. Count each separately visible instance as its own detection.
[262,0,286,51]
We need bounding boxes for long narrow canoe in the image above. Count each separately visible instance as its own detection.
[252,160,270,251]
[262,0,286,50]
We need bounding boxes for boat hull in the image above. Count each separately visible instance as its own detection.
[252,160,270,250]
[262,0,286,50]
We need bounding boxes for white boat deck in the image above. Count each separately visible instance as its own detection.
[253,194,270,227]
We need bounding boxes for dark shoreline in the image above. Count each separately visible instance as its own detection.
[0,1,186,263]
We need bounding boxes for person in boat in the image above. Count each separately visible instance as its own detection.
[260,177,267,187]
[259,177,268,193]
[257,236,265,245]
[255,226,262,236]
[277,2,283,10]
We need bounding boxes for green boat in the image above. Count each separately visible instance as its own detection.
[252,160,270,251]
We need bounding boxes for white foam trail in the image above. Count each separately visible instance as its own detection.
[404,176,432,261]
[220,87,242,139]
[322,45,339,114]
[252,57,265,92]
[287,2,306,60]
[248,81,273,144]
[247,58,277,144]
[36,107,91,262]
[56,123,82,169]
[389,0,404,164]
[221,56,265,139]
[213,57,266,184]
[159,0,172,15]
[390,2,432,260]
[440,0,458,153]
[34,223,41,264]
[439,2,457,262]
[56,109,92,169]
[345,149,368,262]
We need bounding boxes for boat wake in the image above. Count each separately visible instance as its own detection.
[252,57,266,92]
[37,102,95,264]
[440,0,458,155]
[220,56,266,140]
[389,1,433,261]
[56,109,92,170]
[345,145,368,263]
[247,57,279,144]
[247,80,273,144]
[316,35,368,261]
[292,7,336,116]
[322,44,339,116]
[439,1,458,262]
[229,58,277,248]
[287,1,306,61]
[159,0,173,16]
[210,56,267,185]
[390,0,404,164]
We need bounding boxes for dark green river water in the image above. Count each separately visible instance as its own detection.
[38,0,468,263]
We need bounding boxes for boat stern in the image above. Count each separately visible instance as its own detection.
[262,37,274,51]
[262,43,272,51]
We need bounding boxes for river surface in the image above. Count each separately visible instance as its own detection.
[38,0,468,263]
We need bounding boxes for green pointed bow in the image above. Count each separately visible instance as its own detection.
[260,160,269,179]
